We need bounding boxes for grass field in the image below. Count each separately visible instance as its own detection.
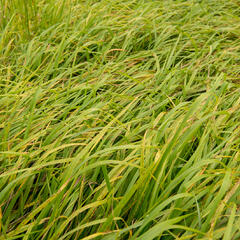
[0,0,240,239]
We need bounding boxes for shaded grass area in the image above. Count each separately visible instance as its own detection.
[0,0,240,239]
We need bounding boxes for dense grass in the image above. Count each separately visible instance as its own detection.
[0,0,240,239]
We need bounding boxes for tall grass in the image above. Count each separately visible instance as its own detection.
[0,0,240,239]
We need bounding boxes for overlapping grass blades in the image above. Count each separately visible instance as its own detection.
[0,0,240,239]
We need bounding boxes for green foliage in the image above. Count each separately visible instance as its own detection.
[0,0,240,239]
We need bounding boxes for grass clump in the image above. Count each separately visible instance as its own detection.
[0,0,240,239]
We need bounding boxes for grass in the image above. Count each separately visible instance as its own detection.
[0,0,240,239]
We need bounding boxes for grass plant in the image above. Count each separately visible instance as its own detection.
[0,0,240,239]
